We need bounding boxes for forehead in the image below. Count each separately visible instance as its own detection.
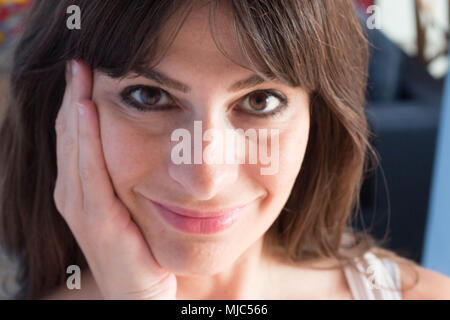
[154,1,254,79]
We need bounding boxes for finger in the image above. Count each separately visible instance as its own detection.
[71,59,93,103]
[77,100,118,219]
[55,60,93,219]
[55,61,83,216]
[58,59,92,161]
[57,59,92,144]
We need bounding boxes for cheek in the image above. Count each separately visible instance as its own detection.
[254,112,310,208]
[96,105,167,201]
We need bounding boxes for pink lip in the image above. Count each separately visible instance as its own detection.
[148,200,248,234]
[156,202,247,218]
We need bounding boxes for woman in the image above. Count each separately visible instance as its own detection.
[0,0,449,300]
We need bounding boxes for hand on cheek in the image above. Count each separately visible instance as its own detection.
[53,59,177,300]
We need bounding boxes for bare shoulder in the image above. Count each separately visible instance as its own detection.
[264,251,353,299]
[398,261,450,300]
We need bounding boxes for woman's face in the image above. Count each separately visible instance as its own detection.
[91,5,310,275]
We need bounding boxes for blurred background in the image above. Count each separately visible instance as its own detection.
[353,0,450,278]
[0,0,449,298]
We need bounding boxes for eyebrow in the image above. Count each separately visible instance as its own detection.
[133,68,268,93]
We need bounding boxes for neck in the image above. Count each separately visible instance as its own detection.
[175,236,276,300]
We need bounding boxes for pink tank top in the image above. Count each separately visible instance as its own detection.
[343,251,402,299]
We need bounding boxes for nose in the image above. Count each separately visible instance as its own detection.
[168,118,240,201]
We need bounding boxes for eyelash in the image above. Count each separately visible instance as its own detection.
[120,85,177,112]
[119,85,289,118]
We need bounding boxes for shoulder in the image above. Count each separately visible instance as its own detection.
[397,261,450,299]
[266,253,354,299]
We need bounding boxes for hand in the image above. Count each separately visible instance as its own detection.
[53,59,177,299]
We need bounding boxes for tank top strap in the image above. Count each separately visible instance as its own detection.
[343,251,402,300]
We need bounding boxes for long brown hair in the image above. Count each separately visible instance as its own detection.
[0,0,418,299]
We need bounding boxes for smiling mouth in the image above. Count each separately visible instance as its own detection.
[148,200,249,218]
[147,199,250,235]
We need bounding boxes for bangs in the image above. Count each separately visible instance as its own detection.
[67,1,195,79]
[54,0,323,91]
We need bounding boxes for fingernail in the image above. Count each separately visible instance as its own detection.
[76,102,85,116]
[65,61,72,79]
[72,60,78,75]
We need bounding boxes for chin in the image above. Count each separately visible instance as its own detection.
[150,237,241,276]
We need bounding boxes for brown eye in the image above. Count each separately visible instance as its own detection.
[238,90,287,115]
[248,92,269,111]
[131,87,163,105]
[121,85,175,112]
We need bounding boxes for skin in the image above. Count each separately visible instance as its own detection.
[48,2,450,300]
[55,3,316,300]
[51,2,325,300]
[92,5,314,300]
